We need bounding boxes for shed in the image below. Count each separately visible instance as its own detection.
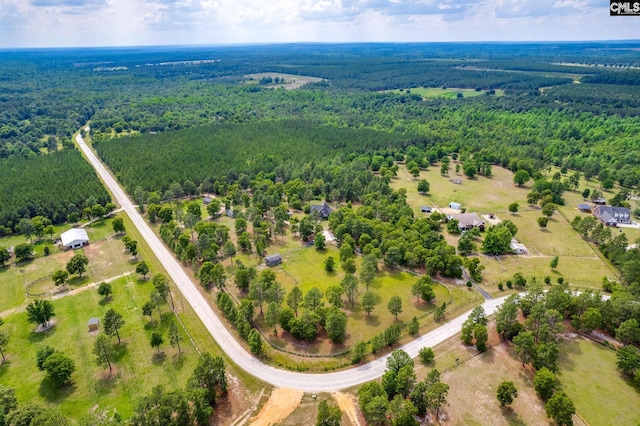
[449,202,462,210]
[265,254,282,267]
[593,198,607,205]
[420,206,432,213]
[577,203,592,212]
[87,317,100,332]
[225,209,235,218]
[61,228,89,250]
[202,196,212,205]
[510,239,527,255]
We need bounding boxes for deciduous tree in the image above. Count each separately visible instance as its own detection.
[496,381,518,406]
[26,299,55,328]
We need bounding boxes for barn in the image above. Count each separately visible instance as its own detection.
[61,228,89,250]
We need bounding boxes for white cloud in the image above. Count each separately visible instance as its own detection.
[0,0,638,47]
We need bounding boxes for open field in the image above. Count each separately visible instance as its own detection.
[1,275,201,419]
[385,87,505,98]
[244,73,325,90]
[0,211,265,422]
[557,335,640,426]
[0,215,135,313]
[391,162,529,215]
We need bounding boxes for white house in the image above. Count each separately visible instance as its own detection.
[61,228,89,250]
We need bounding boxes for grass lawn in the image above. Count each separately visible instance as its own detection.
[480,255,613,294]
[391,163,530,218]
[1,275,200,419]
[557,336,640,426]
[0,210,266,422]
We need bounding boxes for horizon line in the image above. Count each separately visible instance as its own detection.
[2,39,640,51]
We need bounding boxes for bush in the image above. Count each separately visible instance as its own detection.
[419,347,434,364]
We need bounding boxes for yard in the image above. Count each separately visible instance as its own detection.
[556,335,640,426]
[390,163,617,294]
[0,211,265,422]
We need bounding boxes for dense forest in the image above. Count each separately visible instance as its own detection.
[1,42,640,230]
[0,150,110,229]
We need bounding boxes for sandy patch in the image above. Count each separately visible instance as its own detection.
[249,388,303,426]
[332,392,361,426]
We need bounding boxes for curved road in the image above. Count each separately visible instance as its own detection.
[76,133,511,392]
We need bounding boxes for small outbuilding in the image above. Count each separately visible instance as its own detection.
[87,317,100,332]
[449,202,462,211]
[577,203,592,212]
[225,209,235,218]
[593,198,607,205]
[420,206,432,213]
[202,196,212,205]
[61,228,89,250]
[510,239,527,255]
[265,254,282,267]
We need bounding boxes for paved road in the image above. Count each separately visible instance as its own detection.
[75,133,512,392]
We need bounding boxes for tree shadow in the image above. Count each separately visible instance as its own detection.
[171,353,186,370]
[38,378,76,403]
[364,315,380,327]
[94,371,119,395]
[28,327,56,343]
[98,297,113,306]
[152,352,166,365]
[0,360,11,377]
[500,406,526,426]
[69,276,90,288]
[111,342,129,362]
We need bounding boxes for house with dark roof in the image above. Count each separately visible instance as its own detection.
[593,205,631,227]
[448,213,485,231]
[265,254,282,267]
[310,202,332,219]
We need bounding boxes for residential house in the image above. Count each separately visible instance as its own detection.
[311,202,332,219]
[448,213,485,231]
[593,205,631,227]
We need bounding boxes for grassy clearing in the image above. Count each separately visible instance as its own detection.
[391,162,529,215]
[480,255,613,294]
[557,336,640,426]
[385,87,504,98]
[0,210,265,422]
[244,73,325,90]
[1,275,199,419]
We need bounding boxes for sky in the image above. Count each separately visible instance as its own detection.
[1,0,639,48]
